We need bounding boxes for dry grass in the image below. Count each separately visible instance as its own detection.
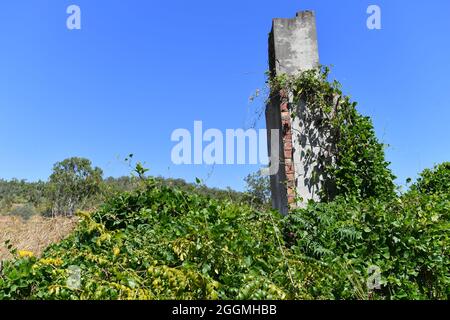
[0,215,78,260]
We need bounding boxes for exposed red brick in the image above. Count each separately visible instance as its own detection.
[278,94,296,211]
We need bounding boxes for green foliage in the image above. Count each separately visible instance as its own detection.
[286,189,450,300]
[410,162,450,196]
[244,170,271,208]
[269,66,396,201]
[47,157,104,216]
[0,179,326,300]
[2,165,447,300]
[0,179,47,215]
[0,166,248,218]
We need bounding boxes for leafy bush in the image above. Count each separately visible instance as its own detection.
[285,189,450,299]
[48,157,104,216]
[410,162,450,196]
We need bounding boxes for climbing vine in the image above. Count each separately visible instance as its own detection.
[268,66,396,201]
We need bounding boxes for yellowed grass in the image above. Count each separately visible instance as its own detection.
[0,215,78,260]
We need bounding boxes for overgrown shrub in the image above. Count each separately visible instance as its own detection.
[285,189,449,299]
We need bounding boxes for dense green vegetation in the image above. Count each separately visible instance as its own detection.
[0,179,299,300]
[0,68,448,300]
[0,164,448,300]
[286,183,449,299]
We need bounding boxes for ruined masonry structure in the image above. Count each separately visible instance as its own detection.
[266,11,332,215]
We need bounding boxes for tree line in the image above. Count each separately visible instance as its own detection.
[0,157,270,219]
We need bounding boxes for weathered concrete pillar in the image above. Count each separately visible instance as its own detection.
[266,11,326,215]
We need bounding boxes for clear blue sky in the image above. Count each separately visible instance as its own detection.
[0,0,449,191]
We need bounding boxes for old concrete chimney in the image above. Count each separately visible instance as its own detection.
[266,11,329,215]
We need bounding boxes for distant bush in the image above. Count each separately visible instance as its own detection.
[9,204,37,221]
[244,170,271,209]
[48,157,104,216]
